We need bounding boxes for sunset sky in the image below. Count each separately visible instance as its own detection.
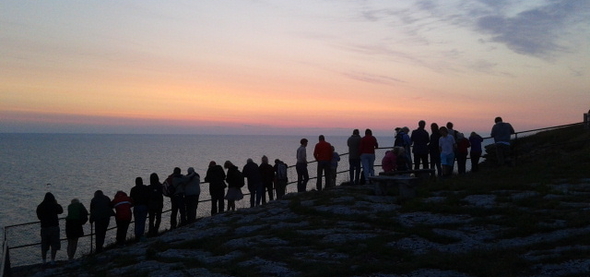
[1,1,589,136]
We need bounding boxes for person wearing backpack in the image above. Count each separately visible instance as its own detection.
[184,167,200,224]
[65,198,88,260]
[274,159,288,199]
[205,161,226,215]
[224,160,244,211]
[168,167,187,229]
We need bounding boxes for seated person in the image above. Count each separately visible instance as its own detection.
[381,149,398,173]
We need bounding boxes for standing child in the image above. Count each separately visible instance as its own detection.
[330,146,340,187]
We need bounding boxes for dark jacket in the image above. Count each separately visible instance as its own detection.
[226,165,244,189]
[205,164,227,190]
[90,191,113,223]
[242,161,262,190]
[347,134,362,159]
[259,162,275,186]
[411,128,430,155]
[66,202,88,223]
[429,132,441,155]
[36,192,63,228]
[148,176,164,211]
[130,184,151,207]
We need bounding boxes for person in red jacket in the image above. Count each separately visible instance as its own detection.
[112,191,133,247]
[313,135,333,191]
[359,129,379,183]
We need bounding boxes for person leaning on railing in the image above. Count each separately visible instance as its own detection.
[36,192,63,266]
[90,190,113,253]
[491,116,515,167]
[65,198,88,260]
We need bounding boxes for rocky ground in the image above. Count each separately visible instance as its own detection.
[18,177,590,277]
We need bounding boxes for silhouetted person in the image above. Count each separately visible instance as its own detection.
[429,123,442,177]
[314,135,333,190]
[491,116,515,166]
[296,138,309,192]
[347,129,362,185]
[65,198,88,260]
[169,167,186,229]
[446,122,458,173]
[260,155,275,203]
[37,192,63,265]
[224,160,244,211]
[243,158,263,207]
[184,167,200,224]
[130,177,150,241]
[90,190,112,253]
[456,132,470,174]
[469,132,483,172]
[112,191,133,246]
[148,173,163,236]
[330,146,340,187]
[395,127,412,169]
[205,161,226,215]
[274,159,288,199]
[439,127,456,177]
[382,148,398,173]
[411,120,430,169]
[360,129,379,183]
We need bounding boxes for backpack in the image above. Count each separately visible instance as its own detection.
[276,162,288,180]
[232,168,246,188]
[162,176,176,197]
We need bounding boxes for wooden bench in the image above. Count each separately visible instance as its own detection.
[369,175,419,199]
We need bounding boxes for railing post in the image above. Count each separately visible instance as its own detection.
[513,133,518,167]
[90,223,94,255]
[1,227,11,277]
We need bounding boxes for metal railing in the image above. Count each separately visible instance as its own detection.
[1,121,585,274]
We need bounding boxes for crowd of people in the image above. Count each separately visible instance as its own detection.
[36,116,514,265]
[373,117,514,180]
[36,157,290,265]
